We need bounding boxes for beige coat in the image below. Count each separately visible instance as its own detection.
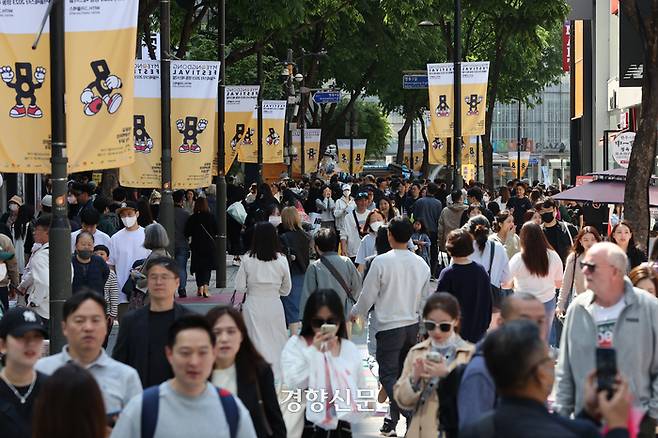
[393,337,474,438]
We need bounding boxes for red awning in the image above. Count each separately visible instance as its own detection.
[553,180,658,206]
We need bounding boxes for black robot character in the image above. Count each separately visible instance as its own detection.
[341,153,348,164]
[1,62,46,118]
[80,60,123,116]
[133,115,153,153]
[229,124,246,150]
[435,94,450,117]
[355,153,362,163]
[265,128,280,146]
[241,127,255,145]
[307,148,316,160]
[432,137,445,150]
[176,116,208,153]
[465,94,483,115]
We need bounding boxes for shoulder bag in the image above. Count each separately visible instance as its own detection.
[488,242,512,310]
[320,255,356,304]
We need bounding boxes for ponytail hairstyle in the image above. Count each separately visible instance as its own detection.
[467,215,491,252]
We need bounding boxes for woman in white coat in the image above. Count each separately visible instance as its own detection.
[236,221,292,381]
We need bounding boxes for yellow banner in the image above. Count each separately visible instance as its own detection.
[223,85,259,173]
[461,136,484,166]
[403,145,423,173]
[119,60,161,188]
[462,163,476,182]
[335,138,367,174]
[171,61,219,189]
[292,128,321,176]
[427,62,489,139]
[508,151,530,177]
[237,100,286,164]
[425,111,447,165]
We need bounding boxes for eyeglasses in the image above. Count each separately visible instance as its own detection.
[423,320,454,333]
[310,318,339,328]
[580,261,597,272]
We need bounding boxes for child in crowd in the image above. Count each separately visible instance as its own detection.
[411,219,431,267]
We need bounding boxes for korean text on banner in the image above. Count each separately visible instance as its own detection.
[292,129,322,176]
[223,85,259,173]
[66,0,139,172]
[171,60,219,189]
[119,60,161,188]
[0,2,52,173]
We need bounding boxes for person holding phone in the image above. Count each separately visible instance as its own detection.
[281,289,369,437]
[393,293,474,438]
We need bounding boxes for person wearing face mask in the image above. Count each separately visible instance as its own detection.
[354,209,387,272]
[185,197,218,298]
[108,201,151,315]
[538,198,577,265]
[394,293,474,438]
[71,232,109,296]
[0,195,22,231]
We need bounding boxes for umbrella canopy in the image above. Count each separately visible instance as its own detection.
[553,180,658,206]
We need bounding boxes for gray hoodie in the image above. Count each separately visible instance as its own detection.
[437,203,467,250]
[554,278,658,419]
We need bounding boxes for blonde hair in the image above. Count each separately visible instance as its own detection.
[281,206,302,231]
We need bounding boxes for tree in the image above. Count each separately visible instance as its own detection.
[621,0,658,251]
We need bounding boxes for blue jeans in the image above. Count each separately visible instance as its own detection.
[174,246,190,294]
[544,296,556,344]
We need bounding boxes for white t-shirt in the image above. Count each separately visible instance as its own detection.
[588,297,625,348]
[339,208,371,258]
[108,227,151,302]
[508,249,564,303]
[70,229,112,253]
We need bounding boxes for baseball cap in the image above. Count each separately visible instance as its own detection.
[116,200,138,215]
[354,192,369,200]
[0,307,47,338]
[41,194,52,208]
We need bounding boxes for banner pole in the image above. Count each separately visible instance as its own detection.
[517,99,521,179]
[49,0,71,352]
[453,0,463,190]
[215,0,227,288]
[159,0,175,255]
[257,49,263,183]
[349,107,354,175]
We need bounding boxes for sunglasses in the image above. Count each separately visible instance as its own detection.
[580,261,596,272]
[423,320,454,333]
[311,318,339,328]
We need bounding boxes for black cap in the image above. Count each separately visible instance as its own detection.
[116,200,138,214]
[0,307,47,338]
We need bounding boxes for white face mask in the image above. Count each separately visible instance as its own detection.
[0,263,5,282]
[370,221,384,233]
[8,203,18,212]
[269,216,282,227]
[121,215,137,228]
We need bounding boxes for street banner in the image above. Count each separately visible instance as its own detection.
[427,61,490,138]
[292,129,322,176]
[425,111,447,165]
[171,60,219,189]
[462,163,476,183]
[461,136,484,166]
[223,85,259,173]
[508,151,530,177]
[403,144,424,173]
[66,0,139,172]
[237,100,286,164]
[119,60,161,188]
[611,132,634,168]
[336,139,367,174]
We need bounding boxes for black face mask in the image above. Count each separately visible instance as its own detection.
[541,212,554,223]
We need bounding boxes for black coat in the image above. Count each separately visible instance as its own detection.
[237,364,287,438]
[184,211,218,273]
[112,303,191,386]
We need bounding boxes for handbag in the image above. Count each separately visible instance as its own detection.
[488,242,512,309]
[227,201,247,225]
[229,290,246,312]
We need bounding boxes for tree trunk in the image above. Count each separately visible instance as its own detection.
[418,112,430,176]
[396,112,412,165]
[483,34,505,189]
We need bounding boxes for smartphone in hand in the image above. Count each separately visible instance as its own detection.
[596,348,617,400]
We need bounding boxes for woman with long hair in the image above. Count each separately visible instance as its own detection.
[236,222,291,381]
[136,196,155,228]
[394,293,474,438]
[494,186,511,211]
[12,203,34,273]
[206,306,286,438]
[378,197,398,222]
[490,210,520,259]
[281,289,367,437]
[556,226,602,317]
[278,206,311,335]
[505,222,563,340]
[32,363,106,438]
[610,220,647,271]
[184,197,218,297]
[354,209,387,272]
[436,229,492,343]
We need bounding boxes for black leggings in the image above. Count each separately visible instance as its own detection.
[195,268,212,287]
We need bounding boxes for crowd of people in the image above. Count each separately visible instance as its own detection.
[0,172,656,438]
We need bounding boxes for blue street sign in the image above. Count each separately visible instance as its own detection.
[313,91,341,104]
[403,75,428,89]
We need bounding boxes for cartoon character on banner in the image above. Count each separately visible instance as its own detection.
[465,94,482,115]
[176,116,207,153]
[229,124,246,150]
[80,60,123,116]
[307,147,316,161]
[1,62,46,118]
[133,115,153,153]
[266,128,280,146]
[318,144,338,180]
[241,127,255,145]
[432,137,444,150]
[435,94,450,117]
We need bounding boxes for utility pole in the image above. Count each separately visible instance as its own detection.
[285,49,294,177]
[410,113,414,176]
[214,0,227,288]
[349,106,354,175]
[453,0,463,190]
[299,53,306,176]
[159,0,174,255]
[48,0,71,352]
[256,49,263,183]
[517,99,522,179]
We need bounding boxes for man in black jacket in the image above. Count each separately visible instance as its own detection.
[112,256,192,387]
[539,198,577,265]
[461,320,630,438]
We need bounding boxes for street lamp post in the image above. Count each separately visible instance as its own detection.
[517,99,522,179]
[214,0,227,288]
[453,0,463,190]
[257,49,263,183]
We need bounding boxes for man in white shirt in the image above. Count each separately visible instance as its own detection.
[351,217,431,435]
[70,208,111,253]
[339,191,371,260]
[35,291,142,415]
[108,201,150,308]
[111,314,257,438]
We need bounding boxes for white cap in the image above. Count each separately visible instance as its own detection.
[41,195,52,208]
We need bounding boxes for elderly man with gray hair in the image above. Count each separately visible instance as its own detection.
[555,242,658,438]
